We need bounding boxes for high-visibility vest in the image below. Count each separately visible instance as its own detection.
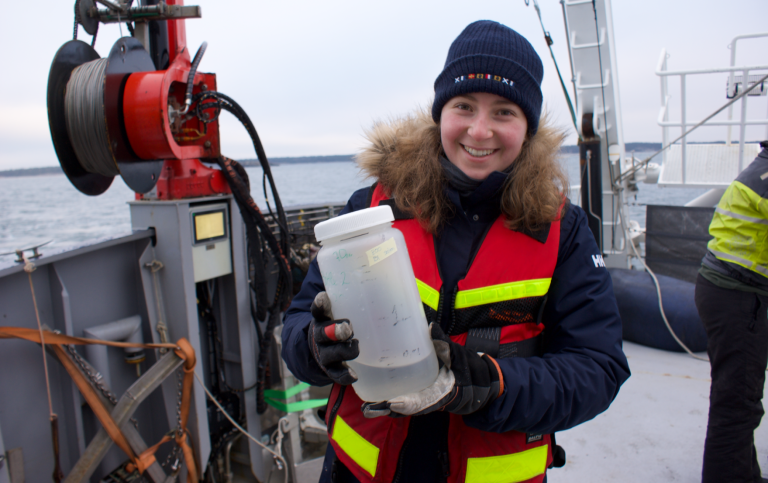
[708,178,768,279]
[324,184,561,483]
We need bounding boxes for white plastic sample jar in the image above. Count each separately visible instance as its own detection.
[314,205,439,402]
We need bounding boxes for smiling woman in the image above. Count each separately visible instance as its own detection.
[281,19,630,483]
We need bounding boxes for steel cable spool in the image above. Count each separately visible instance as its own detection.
[47,38,162,196]
[65,58,119,177]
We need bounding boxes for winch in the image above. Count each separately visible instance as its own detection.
[36,2,312,482]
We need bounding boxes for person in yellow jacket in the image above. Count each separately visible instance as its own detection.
[696,140,768,483]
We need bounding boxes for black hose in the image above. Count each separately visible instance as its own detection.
[185,41,208,112]
[217,156,292,306]
[218,156,292,413]
[250,290,264,345]
[256,309,282,413]
[198,283,223,394]
[191,88,293,413]
[247,228,269,323]
[192,91,291,250]
[216,156,293,414]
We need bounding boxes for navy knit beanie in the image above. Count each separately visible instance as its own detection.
[432,20,544,136]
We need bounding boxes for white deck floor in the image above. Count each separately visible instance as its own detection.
[551,341,768,482]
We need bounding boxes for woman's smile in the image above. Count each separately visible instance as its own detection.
[462,145,497,157]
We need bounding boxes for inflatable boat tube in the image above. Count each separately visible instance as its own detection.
[608,268,708,353]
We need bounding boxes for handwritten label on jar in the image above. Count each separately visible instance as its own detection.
[366,238,397,267]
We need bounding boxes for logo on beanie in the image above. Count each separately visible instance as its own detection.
[455,74,514,87]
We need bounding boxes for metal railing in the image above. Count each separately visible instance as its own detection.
[656,33,768,183]
[726,33,768,145]
[264,202,346,246]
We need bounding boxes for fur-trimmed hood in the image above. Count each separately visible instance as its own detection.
[355,107,567,234]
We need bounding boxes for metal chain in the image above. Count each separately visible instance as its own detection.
[66,344,118,406]
[175,368,184,437]
[160,368,185,473]
[64,344,139,430]
[160,443,181,468]
[73,0,80,40]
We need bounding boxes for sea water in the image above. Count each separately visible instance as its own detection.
[0,154,706,266]
[0,161,369,265]
[350,357,440,402]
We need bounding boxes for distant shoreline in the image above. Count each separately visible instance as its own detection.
[0,142,680,177]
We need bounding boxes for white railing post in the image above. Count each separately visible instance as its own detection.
[738,68,749,171]
[659,50,669,169]
[727,39,738,145]
[681,73,687,183]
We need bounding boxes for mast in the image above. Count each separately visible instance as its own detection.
[561,0,630,267]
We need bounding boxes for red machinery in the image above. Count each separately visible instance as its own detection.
[43,4,296,481]
[47,0,292,343]
[47,0,230,200]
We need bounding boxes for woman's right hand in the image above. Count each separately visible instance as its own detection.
[308,292,360,385]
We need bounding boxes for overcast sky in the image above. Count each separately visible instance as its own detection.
[1,0,766,171]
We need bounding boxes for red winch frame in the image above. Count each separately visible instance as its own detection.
[123,0,229,200]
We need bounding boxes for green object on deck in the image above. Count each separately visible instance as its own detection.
[264,381,328,413]
[264,397,329,413]
[264,381,310,400]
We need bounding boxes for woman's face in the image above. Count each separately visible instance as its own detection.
[440,92,528,180]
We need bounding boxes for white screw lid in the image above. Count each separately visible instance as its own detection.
[314,205,394,242]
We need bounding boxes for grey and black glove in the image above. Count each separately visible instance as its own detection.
[308,292,360,386]
[362,322,502,417]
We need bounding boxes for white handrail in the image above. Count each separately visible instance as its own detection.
[620,71,768,185]
[729,32,768,58]
[658,119,768,127]
[727,33,768,144]
[656,40,768,183]
[656,63,768,76]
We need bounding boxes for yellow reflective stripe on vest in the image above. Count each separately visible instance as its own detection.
[331,416,379,477]
[416,279,440,311]
[455,278,551,309]
[715,206,768,225]
[465,444,548,483]
[708,180,768,278]
[709,248,768,277]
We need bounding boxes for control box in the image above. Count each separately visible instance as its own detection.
[189,203,232,282]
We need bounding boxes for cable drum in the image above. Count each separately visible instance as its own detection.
[64,58,119,177]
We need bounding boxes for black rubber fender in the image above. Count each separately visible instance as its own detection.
[609,268,708,353]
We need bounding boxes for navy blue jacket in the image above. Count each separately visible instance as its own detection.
[282,173,630,482]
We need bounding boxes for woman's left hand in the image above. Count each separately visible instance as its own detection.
[361,323,503,418]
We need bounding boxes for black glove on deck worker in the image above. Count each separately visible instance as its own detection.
[363,323,503,418]
[308,292,360,386]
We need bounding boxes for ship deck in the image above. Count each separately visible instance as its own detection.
[554,341,768,482]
